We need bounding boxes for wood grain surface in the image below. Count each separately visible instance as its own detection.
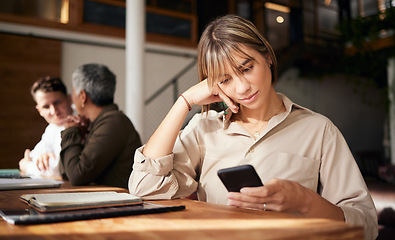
[0,183,364,240]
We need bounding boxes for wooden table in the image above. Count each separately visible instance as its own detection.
[0,182,364,240]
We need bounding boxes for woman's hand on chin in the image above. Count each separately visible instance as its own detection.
[183,79,239,113]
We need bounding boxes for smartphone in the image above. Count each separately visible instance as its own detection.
[217,164,263,192]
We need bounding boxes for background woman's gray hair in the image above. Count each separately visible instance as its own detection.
[72,63,116,106]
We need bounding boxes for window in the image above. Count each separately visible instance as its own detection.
[0,0,69,23]
[0,0,198,47]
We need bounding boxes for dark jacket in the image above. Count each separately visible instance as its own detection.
[60,104,141,189]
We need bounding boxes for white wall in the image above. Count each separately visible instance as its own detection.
[62,41,198,142]
[62,42,126,111]
[143,44,198,142]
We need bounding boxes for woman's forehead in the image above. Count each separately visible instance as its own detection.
[209,49,254,74]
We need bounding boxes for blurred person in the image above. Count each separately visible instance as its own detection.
[19,76,73,178]
[60,63,141,188]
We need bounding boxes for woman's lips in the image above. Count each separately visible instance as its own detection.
[239,92,258,103]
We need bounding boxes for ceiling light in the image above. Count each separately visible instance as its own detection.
[265,2,290,13]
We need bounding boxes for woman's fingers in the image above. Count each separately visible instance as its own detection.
[227,191,268,210]
[214,84,239,113]
[219,94,239,113]
[228,179,312,214]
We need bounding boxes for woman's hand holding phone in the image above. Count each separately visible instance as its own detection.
[217,165,316,213]
[227,178,319,214]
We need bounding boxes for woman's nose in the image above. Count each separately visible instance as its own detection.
[235,77,251,95]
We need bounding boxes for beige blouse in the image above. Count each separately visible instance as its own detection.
[129,93,378,240]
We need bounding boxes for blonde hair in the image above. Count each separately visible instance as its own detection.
[198,14,277,89]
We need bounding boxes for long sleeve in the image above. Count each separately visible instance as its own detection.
[319,122,378,240]
[26,124,63,178]
[129,114,205,199]
[60,105,141,188]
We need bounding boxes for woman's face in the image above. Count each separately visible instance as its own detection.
[217,47,272,110]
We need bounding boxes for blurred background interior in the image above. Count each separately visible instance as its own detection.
[0,0,395,238]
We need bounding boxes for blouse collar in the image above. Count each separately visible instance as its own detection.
[221,93,310,137]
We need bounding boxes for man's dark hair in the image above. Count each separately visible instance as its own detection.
[31,76,68,100]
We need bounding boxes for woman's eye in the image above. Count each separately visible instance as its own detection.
[220,78,230,84]
[242,65,253,73]
[220,78,229,84]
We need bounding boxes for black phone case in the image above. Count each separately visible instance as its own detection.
[217,165,263,192]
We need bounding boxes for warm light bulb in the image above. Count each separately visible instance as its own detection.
[276,16,284,23]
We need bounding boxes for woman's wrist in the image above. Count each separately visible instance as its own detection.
[298,188,315,215]
[179,94,192,111]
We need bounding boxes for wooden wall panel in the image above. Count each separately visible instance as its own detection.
[0,33,61,169]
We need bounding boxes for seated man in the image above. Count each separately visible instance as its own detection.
[60,63,142,188]
[19,76,73,178]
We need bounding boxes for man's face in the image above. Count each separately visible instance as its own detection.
[35,90,73,126]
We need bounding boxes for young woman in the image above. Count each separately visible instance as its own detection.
[129,15,377,239]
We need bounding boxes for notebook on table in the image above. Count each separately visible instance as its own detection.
[0,191,185,225]
[20,191,143,212]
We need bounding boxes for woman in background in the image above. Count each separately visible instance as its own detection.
[61,63,141,188]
